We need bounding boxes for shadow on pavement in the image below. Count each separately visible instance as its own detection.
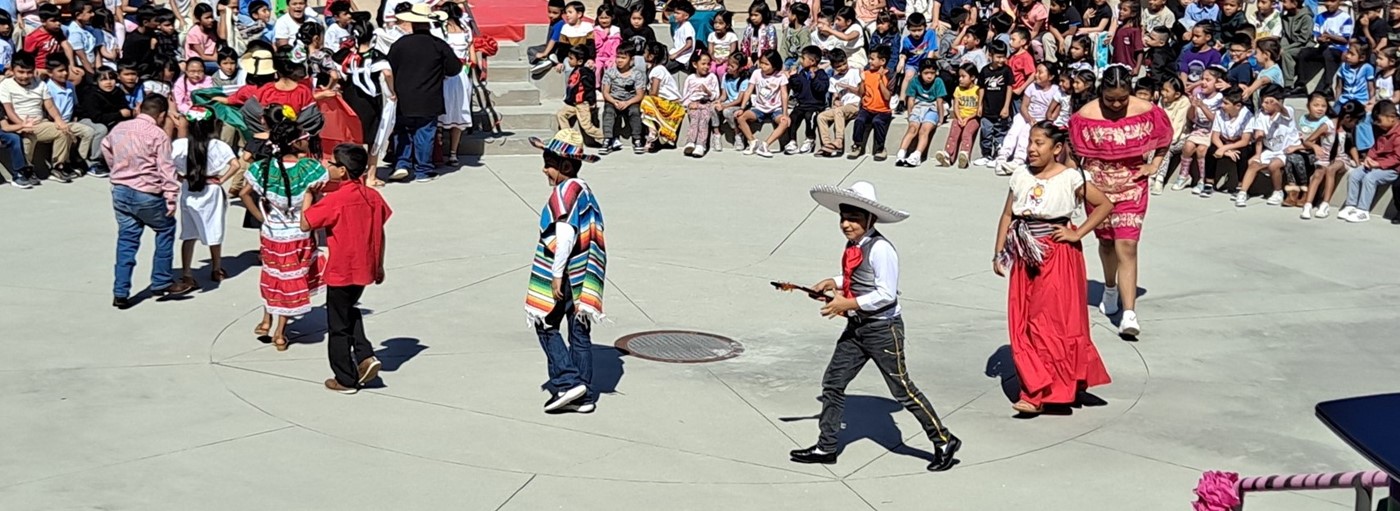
[592,346,627,396]
[985,344,1020,403]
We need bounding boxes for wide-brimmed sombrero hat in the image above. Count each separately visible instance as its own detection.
[397,3,448,23]
[239,48,275,77]
[530,129,600,163]
[810,181,909,224]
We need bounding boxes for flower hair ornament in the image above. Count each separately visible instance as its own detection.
[280,104,298,121]
[184,107,214,122]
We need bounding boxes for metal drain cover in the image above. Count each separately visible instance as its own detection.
[615,330,743,363]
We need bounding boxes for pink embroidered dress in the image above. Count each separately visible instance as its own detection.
[1068,107,1173,241]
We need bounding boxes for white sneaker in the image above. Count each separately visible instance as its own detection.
[1150,180,1164,195]
[711,136,724,152]
[544,385,588,411]
[743,143,757,155]
[783,141,799,155]
[907,155,922,167]
[1234,191,1249,207]
[895,149,907,162]
[389,168,410,180]
[1172,176,1190,191]
[1119,310,1141,337]
[1300,204,1314,219]
[1099,286,1120,316]
[1315,202,1331,218]
[1337,205,1356,219]
[1347,210,1372,223]
[756,143,774,158]
[1266,190,1285,205]
[799,141,814,154]
[956,152,970,168]
[933,151,951,166]
[609,138,624,152]
[971,157,991,167]
[735,139,748,152]
[1191,182,1205,195]
[994,161,1013,176]
[682,143,696,156]
[693,146,707,157]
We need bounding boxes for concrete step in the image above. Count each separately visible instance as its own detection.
[489,60,534,83]
[462,129,555,156]
[495,40,526,62]
[488,81,541,107]
[480,104,561,131]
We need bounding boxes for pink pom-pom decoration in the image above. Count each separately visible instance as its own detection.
[1193,471,1242,511]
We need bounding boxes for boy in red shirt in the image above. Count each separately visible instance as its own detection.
[300,143,393,395]
[1006,28,1037,107]
[23,5,75,78]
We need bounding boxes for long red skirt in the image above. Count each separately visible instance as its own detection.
[1008,236,1112,407]
[259,235,324,317]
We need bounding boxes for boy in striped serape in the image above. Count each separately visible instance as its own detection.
[525,129,607,414]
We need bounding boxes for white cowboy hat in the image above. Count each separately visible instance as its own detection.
[809,181,909,224]
[397,3,448,23]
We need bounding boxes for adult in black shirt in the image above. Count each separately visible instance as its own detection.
[386,4,462,182]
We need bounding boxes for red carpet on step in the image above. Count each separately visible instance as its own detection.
[472,0,546,41]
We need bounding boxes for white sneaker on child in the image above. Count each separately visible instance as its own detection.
[1347,211,1372,223]
[1099,285,1120,316]
[756,143,774,158]
[711,135,723,152]
[735,139,747,152]
[694,146,707,157]
[1337,205,1356,219]
[1150,180,1164,195]
[1266,191,1285,206]
[1300,204,1314,219]
[1119,310,1141,337]
[1172,176,1189,191]
[933,151,951,166]
[994,161,1013,176]
[971,157,990,167]
[743,142,757,155]
[799,141,813,153]
[1234,192,1249,207]
[683,143,696,156]
[1315,202,1331,218]
[783,142,799,155]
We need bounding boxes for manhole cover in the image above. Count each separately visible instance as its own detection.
[614,330,743,363]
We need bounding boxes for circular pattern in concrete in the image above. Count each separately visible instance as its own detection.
[614,330,744,363]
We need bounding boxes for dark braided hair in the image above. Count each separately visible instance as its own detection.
[182,113,217,193]
[258,104,305,214]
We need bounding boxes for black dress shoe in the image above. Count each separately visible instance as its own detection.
[789,445,838,464]
[112,297,132,310]
[926,434,961,472]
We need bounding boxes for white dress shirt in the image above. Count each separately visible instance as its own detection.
[831,234,901,317]
[551,222,576,279]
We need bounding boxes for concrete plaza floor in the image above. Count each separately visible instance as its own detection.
[2,143,1397,510]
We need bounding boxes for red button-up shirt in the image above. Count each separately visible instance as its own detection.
[302,180,393,287]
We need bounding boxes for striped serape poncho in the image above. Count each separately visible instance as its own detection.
[525,178,607,325]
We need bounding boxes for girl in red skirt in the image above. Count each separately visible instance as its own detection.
[992,121,1114,416]
[238,104,328,351]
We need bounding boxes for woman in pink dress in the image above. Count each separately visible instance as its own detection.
[1068,65,1172,339]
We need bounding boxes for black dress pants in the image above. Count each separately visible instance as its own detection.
[816,316,952,452]
[327,285,375,387]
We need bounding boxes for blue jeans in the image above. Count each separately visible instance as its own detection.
[393,115,437,179]
[979,117,1011,158]
[112,185,176,298]
[0,130,30,172]
[534,283,594,402]
[1345,167,1399,209]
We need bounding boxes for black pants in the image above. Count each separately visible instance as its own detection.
[1206,143,1254,193]
[327,285,376,387]
[1296,46,1343,95]
[784,106,822,145]
[816,316,952,452]
[851,110,893,153]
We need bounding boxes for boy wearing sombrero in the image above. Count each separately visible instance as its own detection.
[525,129,607,414]
[791,181,962,472]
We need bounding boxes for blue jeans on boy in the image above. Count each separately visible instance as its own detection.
[111,185,176,299]
[534,283,594,403]
[979,117,1011,158]
[394,116,437,179]
[0,131,30,172]
[1345,167,1399,210]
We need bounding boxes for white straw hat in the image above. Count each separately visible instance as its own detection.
[809,181,909,224]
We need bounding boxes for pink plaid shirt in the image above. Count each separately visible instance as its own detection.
[103,114,179,212]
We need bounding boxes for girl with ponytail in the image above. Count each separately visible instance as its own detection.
[238,103,329,351]
[993,121,1114,416]
[176,108,241,286]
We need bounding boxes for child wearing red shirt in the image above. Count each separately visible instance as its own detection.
[300,143,393,395]
[1006,28,1037,101]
